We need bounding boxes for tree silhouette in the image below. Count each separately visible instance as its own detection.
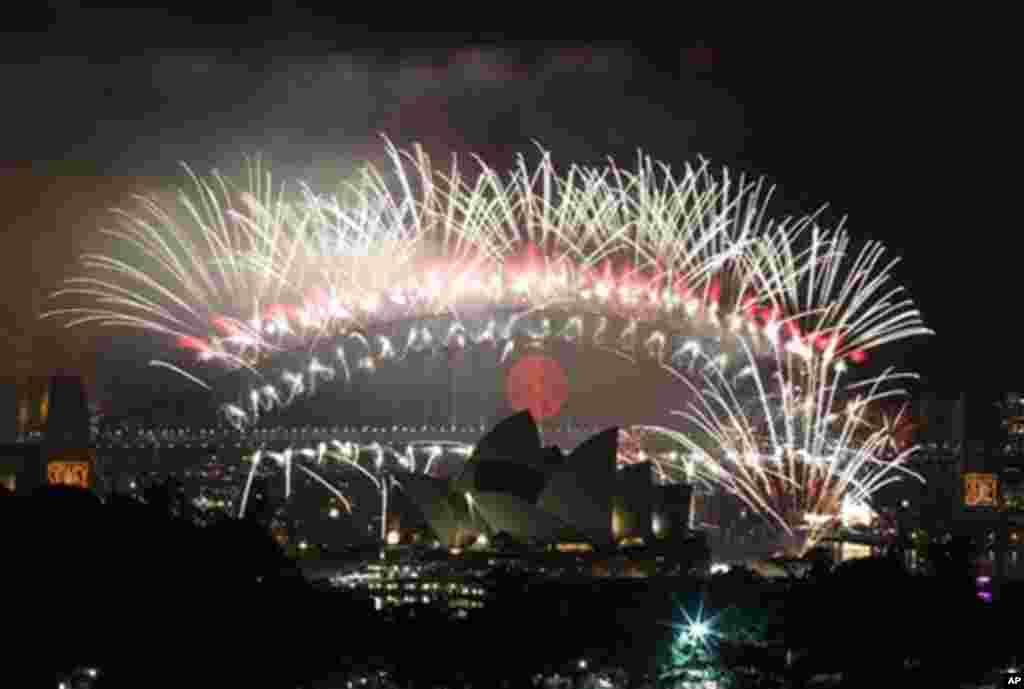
[782,548,1009,687]
[783,556,920,684]
[5,483,370,687]
[912,534,1002,683]
[928,534,977,586]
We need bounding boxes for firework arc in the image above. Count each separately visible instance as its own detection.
[45,139,932,555]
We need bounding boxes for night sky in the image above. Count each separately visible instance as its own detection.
[0,23,988,408]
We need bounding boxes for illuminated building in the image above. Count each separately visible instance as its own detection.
[396,412,692,552]
[866,391,1024,585]
[331,562,489,618]
[0,373,97,495]
[9,374,51,438]
[42,374,96,491]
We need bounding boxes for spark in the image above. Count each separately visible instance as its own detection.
[148,360,211,390]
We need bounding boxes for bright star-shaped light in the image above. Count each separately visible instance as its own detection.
[671,601,719,649]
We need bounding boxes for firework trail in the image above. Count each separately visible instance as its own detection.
[41,156,328,377]
[236,438,472,514]
[47,142,791,422]
[647,335,925,555]
[211,145,902,429]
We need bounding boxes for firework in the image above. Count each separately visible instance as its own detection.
[617,427,700,486]
[211,146,914,429]
[45,140,931,553]
[41,156,326,376]
[645,334,925,555]
[47,142,825,417]
[237,439,473,542]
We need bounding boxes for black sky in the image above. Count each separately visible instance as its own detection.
[0,25,990,399]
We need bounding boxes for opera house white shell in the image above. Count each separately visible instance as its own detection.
[394,412,640,548]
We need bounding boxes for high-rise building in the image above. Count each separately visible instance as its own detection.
[878,391,966,528]
[9,375,51,437]
[41,374,97,491]
[43,374,91,447]
[888,390,1024,586]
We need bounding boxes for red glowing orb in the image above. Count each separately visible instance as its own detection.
[506,354,569,421]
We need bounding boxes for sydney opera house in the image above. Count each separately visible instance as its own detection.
[391,412,693,552]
